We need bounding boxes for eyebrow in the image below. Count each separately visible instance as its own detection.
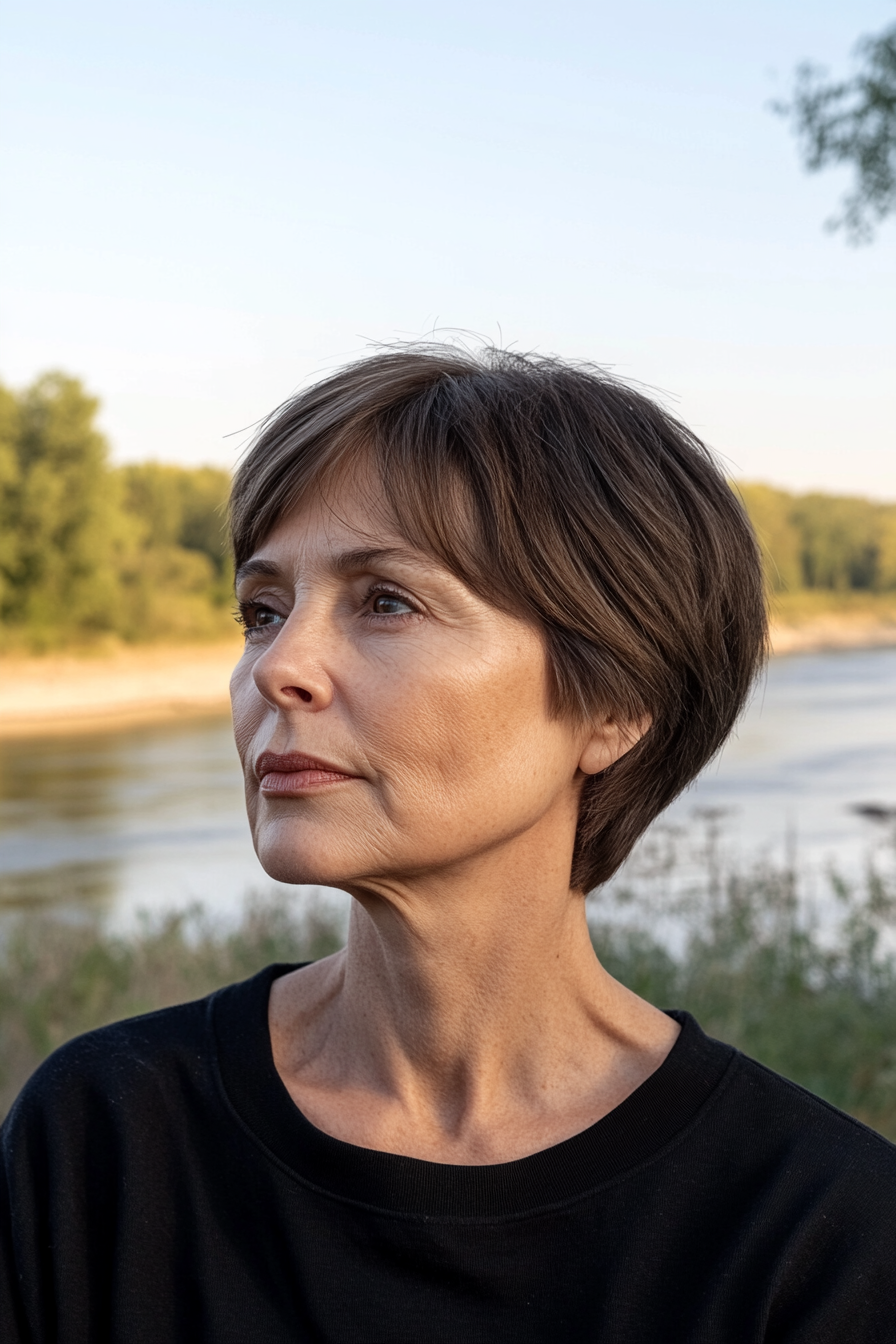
[331,546,430,576]
[234,546,432,589]
[234,558,280,586]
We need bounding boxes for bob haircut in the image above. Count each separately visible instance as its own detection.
[230,345,767,892]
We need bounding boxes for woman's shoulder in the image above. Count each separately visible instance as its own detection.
[732,1045,895,1153]
[699,1030,896,1212]
[1,964,290,1151]
[2,991,215,1142]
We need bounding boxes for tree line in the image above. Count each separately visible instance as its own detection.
[1,373,894,652]
[738,481,896,597]
[0,373,233,651]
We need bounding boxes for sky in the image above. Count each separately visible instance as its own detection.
[2,0,894,496]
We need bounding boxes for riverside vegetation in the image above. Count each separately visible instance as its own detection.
[0,373,233,650]
[1,834,895,1137]
[2,374,896,1135]
[1,372,896,651]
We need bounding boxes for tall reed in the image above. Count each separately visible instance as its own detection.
[1,834,895,1137]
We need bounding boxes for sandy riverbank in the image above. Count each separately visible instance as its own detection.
[769,614,896,656]
[0,640,242,738]
[1,618,894,738]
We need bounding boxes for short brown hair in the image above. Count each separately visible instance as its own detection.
[230,345,767,891]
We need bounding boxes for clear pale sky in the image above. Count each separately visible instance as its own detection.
[2,0,894,496]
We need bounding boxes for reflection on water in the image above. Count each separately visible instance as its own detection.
[0,711,327,924]
[0,647,893,923]
[658,644,896,874]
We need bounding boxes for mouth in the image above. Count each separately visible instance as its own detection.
[255,750,360,796]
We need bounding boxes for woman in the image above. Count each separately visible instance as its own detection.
[2,345,894,1343]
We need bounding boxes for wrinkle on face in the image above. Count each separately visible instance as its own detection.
[230,474,593,904]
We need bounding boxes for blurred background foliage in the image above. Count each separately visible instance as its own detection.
[2,847,895,1137]
[739,480,896,596]
[0,372,233,651]
[1,371,895,652]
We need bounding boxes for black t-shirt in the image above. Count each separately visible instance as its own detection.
[2,963,895,1343]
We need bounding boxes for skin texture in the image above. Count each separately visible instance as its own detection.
[230,472,679,1165]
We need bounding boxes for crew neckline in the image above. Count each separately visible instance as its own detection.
[213,963,737,1221]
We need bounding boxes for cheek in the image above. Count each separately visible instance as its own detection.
[366,636,560,805]
[230,656,267,780]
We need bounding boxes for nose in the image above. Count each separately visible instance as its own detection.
[250,602,336,713]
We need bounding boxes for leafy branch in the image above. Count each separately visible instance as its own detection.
[773,22,896,244]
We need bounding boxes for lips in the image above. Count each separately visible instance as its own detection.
[255,750,359,795]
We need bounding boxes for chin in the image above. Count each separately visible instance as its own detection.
[256,847,345,888]
[252,822,363,889]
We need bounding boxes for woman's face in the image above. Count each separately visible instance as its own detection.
[230,472,603,894]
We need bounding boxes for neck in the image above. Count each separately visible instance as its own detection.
[342,868,607,1089]
[269,838,679,1163]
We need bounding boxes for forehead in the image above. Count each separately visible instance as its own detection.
[262,468,405,551]
[235,444,505,613]
[236,470,439,585]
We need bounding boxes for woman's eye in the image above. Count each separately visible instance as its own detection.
[239,603,286,633]
[371,593,415,616]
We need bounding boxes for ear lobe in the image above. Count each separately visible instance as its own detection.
[579,713,652,776]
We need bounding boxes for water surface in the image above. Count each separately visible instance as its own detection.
[661,644,896,871]
[1,647,893,924]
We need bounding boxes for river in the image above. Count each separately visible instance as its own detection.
[0,646,893,926]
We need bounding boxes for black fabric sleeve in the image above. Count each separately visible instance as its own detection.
[0,1044,98,1344]
[0,997,216,1344]
[0,1143,32,1344]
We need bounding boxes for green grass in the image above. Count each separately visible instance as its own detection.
[593,829,896,1138]
[769,588,896,628]
[2,849,896,1138]
[0,897,343,1119]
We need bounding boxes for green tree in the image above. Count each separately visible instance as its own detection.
[736,483,803,592]
[0,373,123,646]
[178,467,232,578]
[737,483,896,597]
[0,373,235,651]
[113,462,233,640]
[793,493,882,591]
[774,21,896,242]
[118,463,230,577]
[0,385,21,616]
[878,510,896,589]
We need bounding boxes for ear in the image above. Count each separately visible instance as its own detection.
[578,712,652,776]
